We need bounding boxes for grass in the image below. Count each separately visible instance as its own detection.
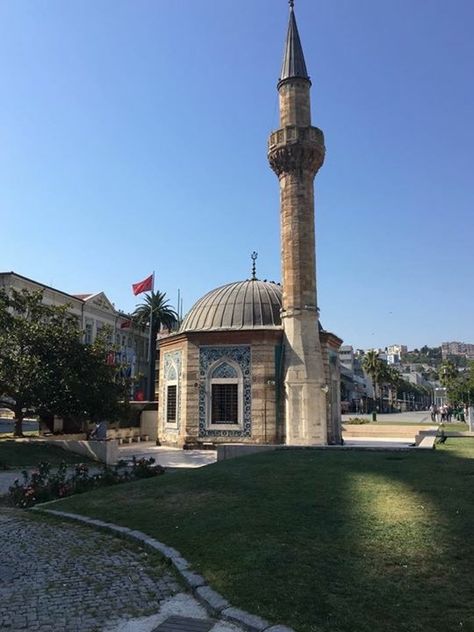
[439,422,470,432]
[374,420,435,425]
[0,430,40,439]
[345,421,433,426]
[344,420,470,432]
[49,440,474,632]
[0,440,93,467]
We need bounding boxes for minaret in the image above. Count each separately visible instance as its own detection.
[268,1,328,445]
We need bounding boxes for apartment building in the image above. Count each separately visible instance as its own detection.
[0,271,149,398]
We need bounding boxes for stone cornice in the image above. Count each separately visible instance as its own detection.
[268,126,325,177]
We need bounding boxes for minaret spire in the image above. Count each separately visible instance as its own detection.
[279,0,310,88]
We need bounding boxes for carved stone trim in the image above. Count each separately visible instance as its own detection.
[268,125,325,177]
[268,143,324,177]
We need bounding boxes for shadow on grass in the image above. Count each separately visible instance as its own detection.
[0,440,93,467]
[49,441,474,632]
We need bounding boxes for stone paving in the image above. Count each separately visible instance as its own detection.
[118,445,217,470]
[0,508,181,631]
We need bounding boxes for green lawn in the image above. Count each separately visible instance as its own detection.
[0,440,92,467]
[49,440,474,632]
[439,422,470,432]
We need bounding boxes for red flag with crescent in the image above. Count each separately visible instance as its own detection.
[132,274,153,296]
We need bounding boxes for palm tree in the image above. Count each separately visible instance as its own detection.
[362,350,384,417]
[133,291,178,400]
[133,290,178,332]
[384,365,402,411]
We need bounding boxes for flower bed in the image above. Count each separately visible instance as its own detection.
[9,457,164,508]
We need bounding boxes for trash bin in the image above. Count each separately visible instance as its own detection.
[372,412,377,422]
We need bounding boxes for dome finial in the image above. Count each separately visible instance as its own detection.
[251,251,258,280]
[289,0,294,8]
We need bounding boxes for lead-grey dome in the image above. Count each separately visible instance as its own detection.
[180,280,282,332]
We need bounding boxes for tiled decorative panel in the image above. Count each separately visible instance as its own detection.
[199,346,251,438]
[211,361,238,379]
[163,350,182,431]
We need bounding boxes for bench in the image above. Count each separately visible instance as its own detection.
[201,442,215,450]
[118,434,150,444]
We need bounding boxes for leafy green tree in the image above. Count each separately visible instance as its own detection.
[446,354,468,368]
[133,290,178,400]
[440,360,474,406]
[467,361,474,404]
[401,346,442,367]
[0,289,129,436]
[439,361,461,403]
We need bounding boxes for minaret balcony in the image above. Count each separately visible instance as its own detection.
[268,125,324,152]
[268,125,325,177]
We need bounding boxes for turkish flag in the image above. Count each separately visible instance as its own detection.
[132,274,153,296]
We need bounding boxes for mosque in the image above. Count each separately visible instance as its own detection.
[157,1,342,447]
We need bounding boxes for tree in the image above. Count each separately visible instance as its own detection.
[133,290,178,400]
[466,361,474,405]
[382,366,403,410]
[0,289,129,436]
[439,360,474,406]
[362,350,386,413]
[439,360,461,403]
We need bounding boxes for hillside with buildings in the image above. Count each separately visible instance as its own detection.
[339,341,473,414]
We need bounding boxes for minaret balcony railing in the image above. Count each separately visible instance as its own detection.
[268,125,324,151]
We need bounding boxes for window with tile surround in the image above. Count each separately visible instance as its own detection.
[166,385,177,424]
[207,359,243,429]
[211,383,238,424]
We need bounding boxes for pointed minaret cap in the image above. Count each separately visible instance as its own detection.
[278,1,310,89]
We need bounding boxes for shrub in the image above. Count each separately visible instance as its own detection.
[345,417,370,425]
[8,457,164,508]
[131,456,164,479]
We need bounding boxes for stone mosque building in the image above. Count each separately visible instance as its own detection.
[157,2,342,447]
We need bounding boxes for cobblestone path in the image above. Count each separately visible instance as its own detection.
[0,508,181,631]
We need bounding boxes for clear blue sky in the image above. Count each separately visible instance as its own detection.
[1,0,473,350]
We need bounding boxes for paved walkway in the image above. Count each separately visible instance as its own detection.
[118,445,217,470]
[342,410,434,424]
[0,508,242,632]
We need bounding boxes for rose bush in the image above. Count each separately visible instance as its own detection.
[9,457,164,508]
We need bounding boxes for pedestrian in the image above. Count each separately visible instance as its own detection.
[90,420,107,441]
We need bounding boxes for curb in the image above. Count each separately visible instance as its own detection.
[32,506,295,632]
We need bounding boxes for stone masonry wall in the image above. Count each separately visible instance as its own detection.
[280,173,317,310]
[158,331,283,447]
[279,79,311,127]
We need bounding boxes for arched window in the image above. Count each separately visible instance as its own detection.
[165,362,178,426]
[207,360,243,428]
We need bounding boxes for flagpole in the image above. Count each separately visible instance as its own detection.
[147,271,155,401]
[177,288,181,327]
